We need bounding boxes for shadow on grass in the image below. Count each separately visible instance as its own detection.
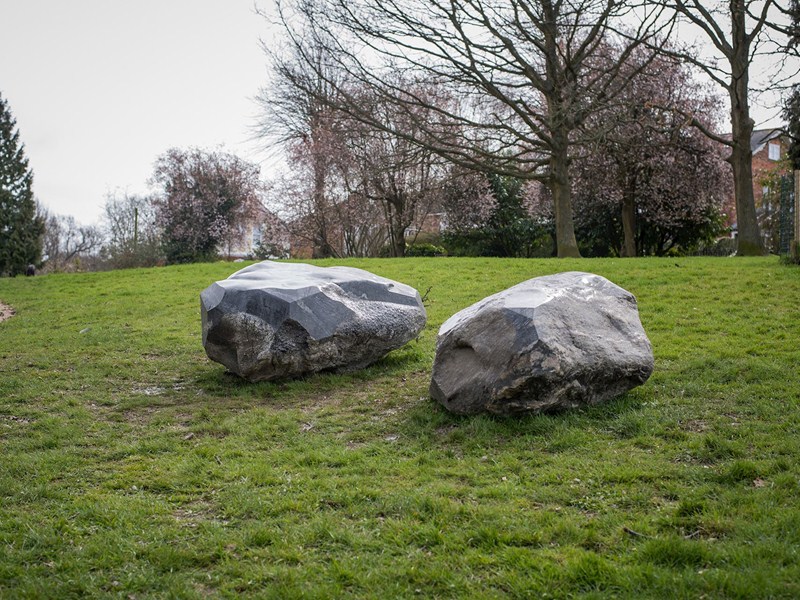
[395,389,651,449]
[190,347,427,401]
[117,339,653,449]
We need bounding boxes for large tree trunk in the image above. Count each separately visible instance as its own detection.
[728,2,764,256]
[387,198,407,257]
[621,195,636,257]
[729,100,763,255]
[550,134,581,258]
[391,226,406,257]
[311,154,336,258]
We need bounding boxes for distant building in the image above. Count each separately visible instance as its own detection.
[726,128,790,244]
[220,205,290,260]
[751,128,790,211]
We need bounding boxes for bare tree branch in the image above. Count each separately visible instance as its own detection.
[263,0,672,257]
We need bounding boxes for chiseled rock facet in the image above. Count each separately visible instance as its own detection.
[201,261,426,381]
[430,272,654,415]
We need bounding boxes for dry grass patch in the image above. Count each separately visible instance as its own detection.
[0,300,14,322]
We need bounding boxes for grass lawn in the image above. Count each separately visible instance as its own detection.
[1,256,799,598]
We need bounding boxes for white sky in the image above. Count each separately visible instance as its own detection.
[0,1,790,226]
[0,0,275,225]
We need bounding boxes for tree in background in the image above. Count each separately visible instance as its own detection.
[0,92,44,276]
[41,211,104,272]
[259,54,456,258]
[266,98,451,259]
[268,121,352,258]
[652,0,795,256]
[257,42,344,258]
[571,157,728,257]
[337,87,452,257]
[101,191,163,268]
[442,172,551,257]
[151,148,264,264]
[570,51,731,256]
[271,0,672,257]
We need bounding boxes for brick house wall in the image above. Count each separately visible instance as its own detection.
[723,129,789,236]
[751,129,790,210]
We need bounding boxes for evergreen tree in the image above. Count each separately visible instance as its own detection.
[0,92,44,276]
[442,172,549,258]
[481,174,548,258]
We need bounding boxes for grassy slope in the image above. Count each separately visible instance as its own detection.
[0,257,799,598]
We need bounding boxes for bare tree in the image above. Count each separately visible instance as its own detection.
[651,0,797,255]
[102,191,163,268]
[268,0,671,257]
[268,134,352,258]
[259,42,453,257]
[41,212,104,272]
[257,41,344,257]
[336,88,451,257]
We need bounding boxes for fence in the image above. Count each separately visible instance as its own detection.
[778,172,797,256]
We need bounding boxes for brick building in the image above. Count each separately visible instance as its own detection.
[751,128,790,210]
[725,128,790,243]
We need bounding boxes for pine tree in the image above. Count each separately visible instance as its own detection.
[0,91,44,276]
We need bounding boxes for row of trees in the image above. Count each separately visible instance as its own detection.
[258,0,797,258]
[258,39,730,258]
[0,88,273,274]
[3,2,798,273]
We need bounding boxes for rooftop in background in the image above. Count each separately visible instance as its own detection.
[751,128,785,155]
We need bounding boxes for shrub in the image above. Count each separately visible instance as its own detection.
[780,241,800,265]
[695,237,737,257]
[405,243,447,257]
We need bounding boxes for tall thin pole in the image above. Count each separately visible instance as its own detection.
[793,170,800,259]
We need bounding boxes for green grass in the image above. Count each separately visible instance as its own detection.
[0,256,799,598]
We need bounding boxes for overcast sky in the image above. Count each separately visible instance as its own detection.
[0,1,789,226]
[1,0,275,224]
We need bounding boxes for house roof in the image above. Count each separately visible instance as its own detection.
[751,128,783,154]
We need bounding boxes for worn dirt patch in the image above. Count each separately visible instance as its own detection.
[681,419,708,433]
[0,301,15,323]
[0,414,33,427]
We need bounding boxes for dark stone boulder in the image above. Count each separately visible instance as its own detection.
[429,272,653,415]
[201,261,426,381]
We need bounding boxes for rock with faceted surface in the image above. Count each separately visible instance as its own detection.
[201,261,426,381]
[430,272,653,416]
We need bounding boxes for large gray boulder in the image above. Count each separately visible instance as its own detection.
[430,272,653,416]
[201,261,426,381]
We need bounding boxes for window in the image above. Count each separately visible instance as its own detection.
[768,141,781,161]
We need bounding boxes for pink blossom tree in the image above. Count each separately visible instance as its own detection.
[151,148,264,263]
[569,52,732,256]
